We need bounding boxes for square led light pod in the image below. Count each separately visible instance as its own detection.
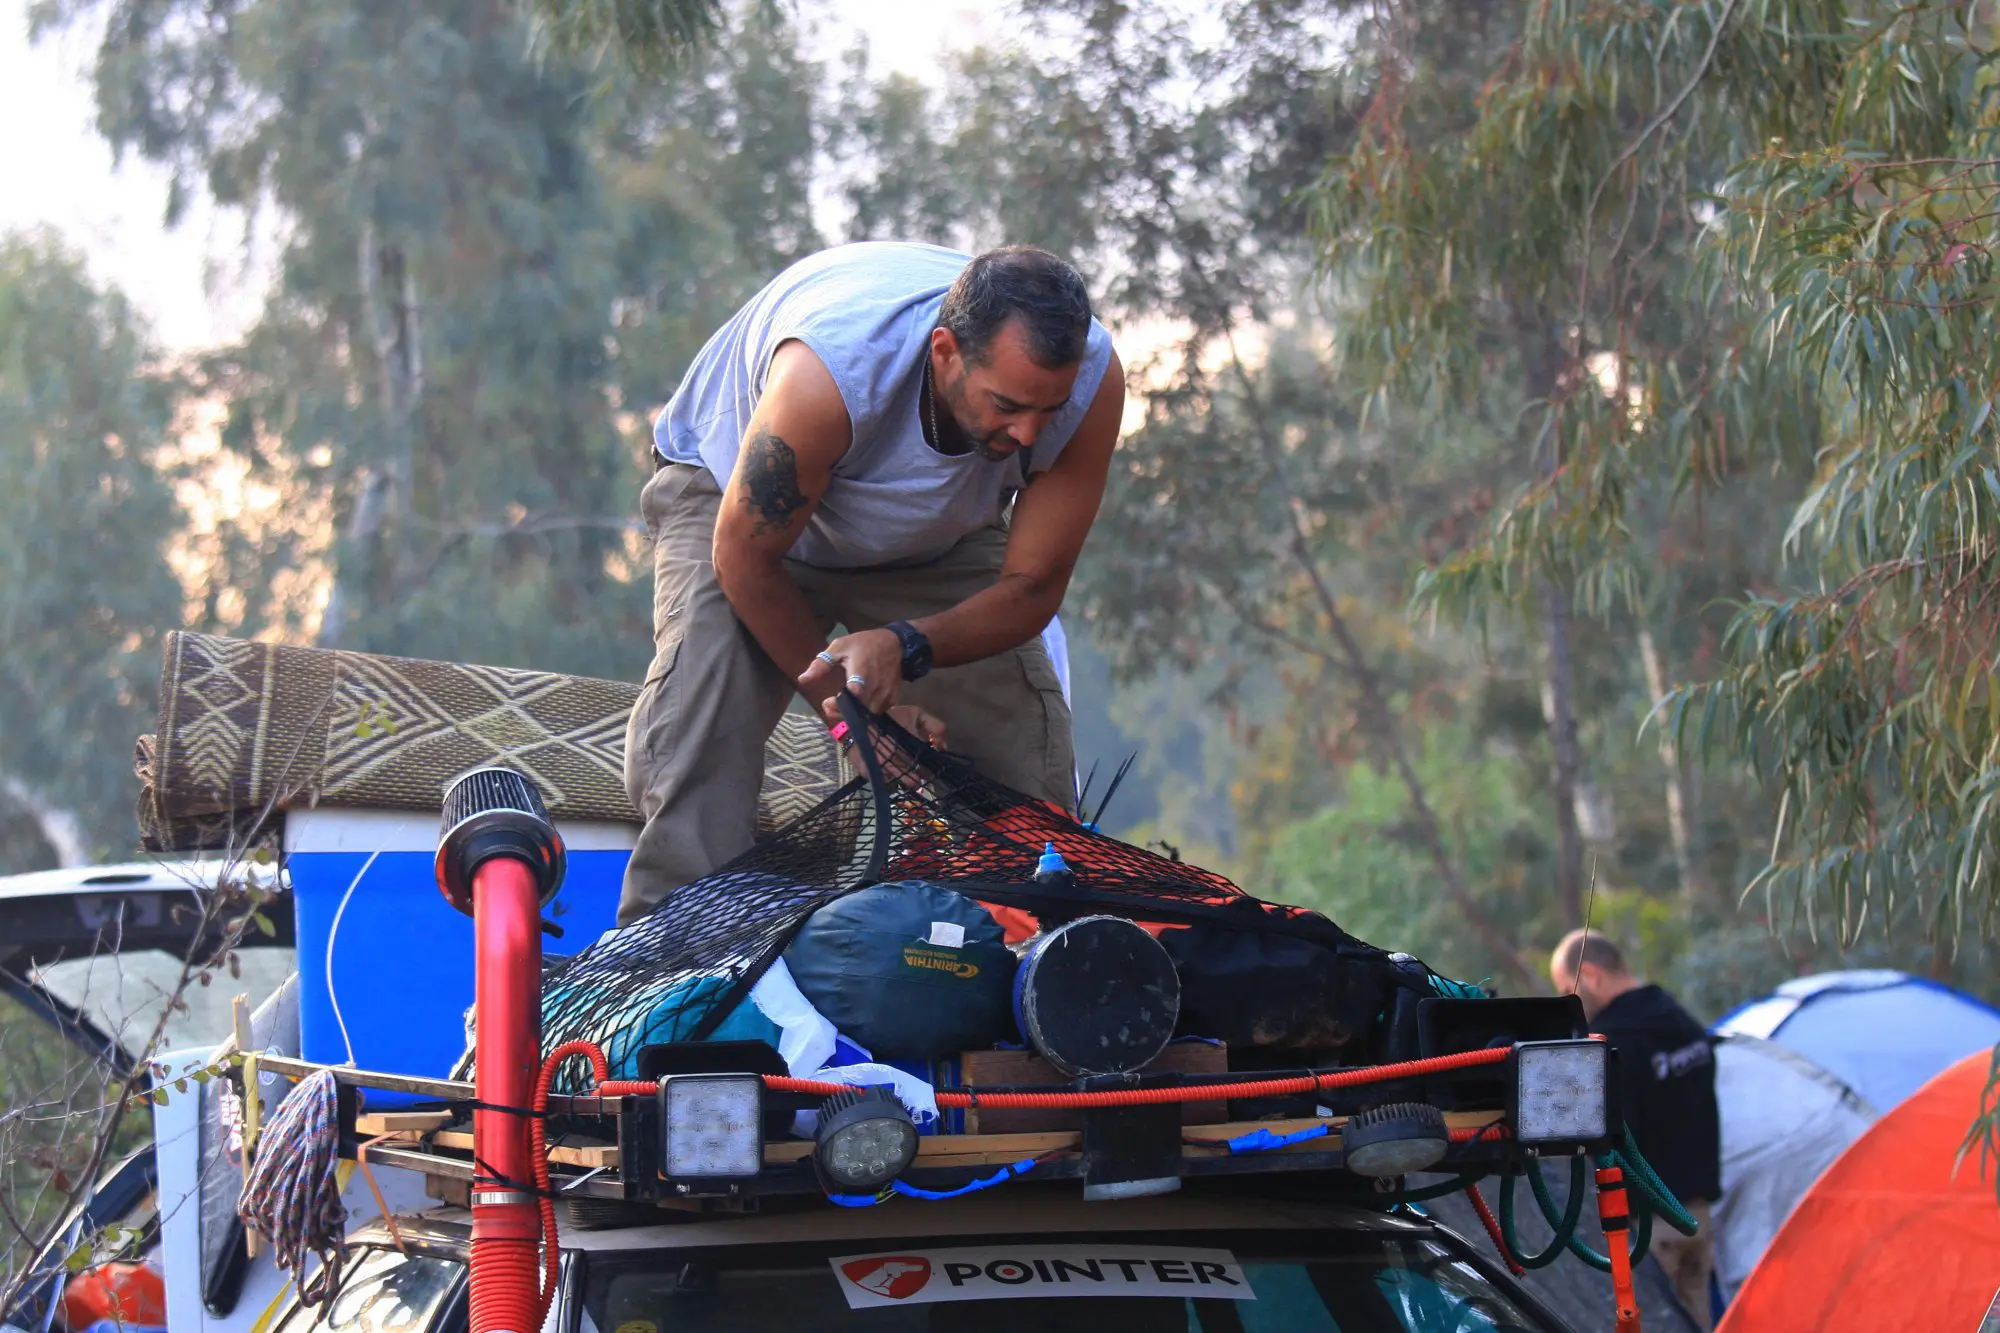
[1512,1039,1610,1147]
[658,1073,764,1180]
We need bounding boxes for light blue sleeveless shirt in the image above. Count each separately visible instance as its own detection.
[653,242,1114,570]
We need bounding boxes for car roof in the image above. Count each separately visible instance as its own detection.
[351,1190,1435,1258]
[0,859,294,967]
[0,860,276,899]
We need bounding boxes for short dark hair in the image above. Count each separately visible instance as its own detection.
[1553,929,1628,978]
[938,246,1092,369]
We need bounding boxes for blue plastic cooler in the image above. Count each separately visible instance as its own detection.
[287,808,631,1107]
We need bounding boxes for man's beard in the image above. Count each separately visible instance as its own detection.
[962,429,1017,463]
[937,374,1018,462]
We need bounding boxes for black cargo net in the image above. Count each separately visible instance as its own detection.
[539,702,1396,1088]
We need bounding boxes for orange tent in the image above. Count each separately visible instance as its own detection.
[1717,1051,2000,1332]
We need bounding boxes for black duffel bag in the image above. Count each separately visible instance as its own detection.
[1157,920,1400,1055]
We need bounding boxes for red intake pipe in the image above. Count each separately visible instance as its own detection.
[436,768,567,1333]
[469,856,543,1333]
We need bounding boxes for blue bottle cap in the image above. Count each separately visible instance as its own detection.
[1036,841,1069,877]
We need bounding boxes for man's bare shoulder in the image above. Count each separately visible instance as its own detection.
[763,339,853,455]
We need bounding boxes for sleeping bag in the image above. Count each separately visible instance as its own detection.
[784,880,1018,1060]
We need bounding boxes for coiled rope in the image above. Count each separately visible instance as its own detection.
[239,1069,348,1307]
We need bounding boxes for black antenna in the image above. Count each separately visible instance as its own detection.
[1569,854,1601,998]
[1074,757,1102,820]
[1082,753,1138,830]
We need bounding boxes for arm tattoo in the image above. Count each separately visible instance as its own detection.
[739,428,810,536]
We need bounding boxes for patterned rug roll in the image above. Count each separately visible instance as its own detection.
[136,631,850,852]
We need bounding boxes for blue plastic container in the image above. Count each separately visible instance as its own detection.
[287,808,631,1107]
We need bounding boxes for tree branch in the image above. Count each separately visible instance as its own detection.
[1219,327,1541,993]
[1573,0,1742,326]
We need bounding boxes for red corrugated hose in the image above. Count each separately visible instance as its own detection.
[468,857,546,1333]
[764,1043,1512,1107]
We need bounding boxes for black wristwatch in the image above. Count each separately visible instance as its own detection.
[885,620,933,682]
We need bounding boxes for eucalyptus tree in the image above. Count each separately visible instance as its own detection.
[1314,0,2000,967]
[0,235,183,871]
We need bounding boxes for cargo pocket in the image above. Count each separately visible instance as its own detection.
[643,599,689,687]
[629,598,692,800]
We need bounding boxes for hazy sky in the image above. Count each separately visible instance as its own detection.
[0,0,991,352]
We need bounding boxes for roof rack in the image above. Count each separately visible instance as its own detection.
[249,1038,1593,1213]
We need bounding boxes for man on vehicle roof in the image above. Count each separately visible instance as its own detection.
[620,242,1126,923]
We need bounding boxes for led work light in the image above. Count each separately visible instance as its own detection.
[814,1086,919,1192]
[658,1074,764,1180]
[1340,1102,1450,1178]
[1512,1039,1611,1146]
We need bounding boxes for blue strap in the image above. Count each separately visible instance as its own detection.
[892,1159,1039,1200]
[1226,1123,1329,1153]
[826,1159,1039,1207]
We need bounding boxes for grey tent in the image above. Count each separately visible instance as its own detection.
[1709,1033,1876,1304]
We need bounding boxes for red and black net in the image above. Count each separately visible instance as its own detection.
[540,700,1462,1087]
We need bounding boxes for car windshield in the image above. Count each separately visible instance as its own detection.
[580,1229,1555,1333]
[30,947,297,1054]
[270,1247,461,1333]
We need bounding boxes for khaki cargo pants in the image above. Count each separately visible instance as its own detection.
[619,462,1076,924]
[1651,1198,1715,1330]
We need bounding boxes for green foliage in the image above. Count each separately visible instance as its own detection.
[1264,724,1553,985]
[1314,0,1823,621]
[0,989,146,1288]
[522,0,728,75]
[1675,3,2000,952]
[37,0,843,681]
[0,233,184,871]
[1309,0,2000,984]
[23,0,1993,1041]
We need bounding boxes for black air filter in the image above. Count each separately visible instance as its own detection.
[435,766,565,915]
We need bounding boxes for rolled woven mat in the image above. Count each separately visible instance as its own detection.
[136,631,851,851]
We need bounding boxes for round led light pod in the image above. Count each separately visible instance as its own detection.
[815,1086,919,1192]
[1341,1102,1450,1178]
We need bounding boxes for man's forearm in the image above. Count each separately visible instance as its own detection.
[715,554,835,705]
[912,571,1065,669]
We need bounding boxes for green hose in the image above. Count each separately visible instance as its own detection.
[1500,1152,1655,1273]
[1556,1156,1652,1271]
[1498,1157,1586,1269]
[1454,1120,1698,1276]
[1609,1140,1700,1237]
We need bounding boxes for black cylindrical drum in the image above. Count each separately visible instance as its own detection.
[1013,915,1181,1077]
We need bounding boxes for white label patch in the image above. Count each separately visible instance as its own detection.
[927,921,967,948]
[830,1245,1254,1308]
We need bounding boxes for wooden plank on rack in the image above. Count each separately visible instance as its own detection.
[429,1128,619,1169]
[260,1060,632,1117]
[759,1111,1506,1169]
[1182,1112,1504,1156]
[355,1111,455,1135]
[764,1130,1083,1168]
[260,1055,472,1102]
[921,1130,1080,1157]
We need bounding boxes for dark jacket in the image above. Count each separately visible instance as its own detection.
[1594,983,1721,1203]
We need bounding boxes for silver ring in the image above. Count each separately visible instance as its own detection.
[846,674,868,689]
[816,650,838,667]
